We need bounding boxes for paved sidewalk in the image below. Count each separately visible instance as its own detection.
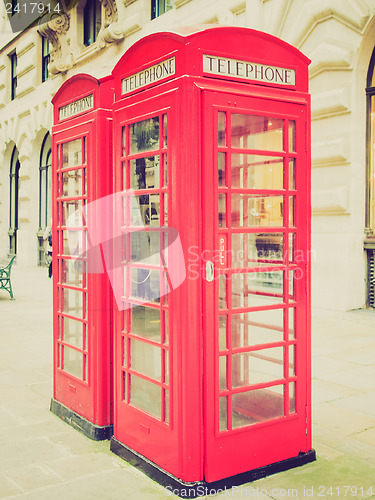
[0,265,375,499]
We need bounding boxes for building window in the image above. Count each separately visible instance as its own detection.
[9,146,20,256]
[84,0,102,46]
[151,0,174,19]
[38,133,52,265]
[41,36,50,82]
[10,52,17,100]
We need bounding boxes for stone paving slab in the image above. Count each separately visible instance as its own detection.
[1,266,375,499]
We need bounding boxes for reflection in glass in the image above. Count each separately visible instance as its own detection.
[123,337,127,367]
[130,268,160,303]
[288,233,294,262]
[289,196,294,226]
[289,270,295,299]
[219,194,226,227]
[219,396,228,431]
[130,194,160,226]
[232,233,283,268]
[231,114,284,151]
[130,156,160,190]
[289,382,296,413]
[130,338,161,381]
[231,154,283,190]
[289,344,296,376]
[232,194,284,227]
[232,347,284,387]
[62,200,83,226]
[61,259,84,287]
[288,308,295,339]
[232,308,284,348]
[219,315,227,350]
[131,231,160,266]
[218,153,226,186]
[62,345,83,379]
[164,390,169,423]
[164,311,169,345]
[130,117,159,154]
[62,169,82,197]
[122,126,126,157]
[163,154,168,187]
[164,350,169,385]
[219,356,227,390]
[232,271,284,308]
[162,114,167,148]
[62,288,83,317]
[63,316,83,348]
[62,230,84,257]
[131,306,160,341]
[219,274,227,309]
[218,112,226,146]
[129,374,161,418]
[232,385,284,428]
[289,159,295,190]
[289,121,296,152]
[62,139,82,168]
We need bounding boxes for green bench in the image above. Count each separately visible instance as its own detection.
[0,256,16,300]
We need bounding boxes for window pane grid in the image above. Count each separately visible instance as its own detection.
[217,109,298,433]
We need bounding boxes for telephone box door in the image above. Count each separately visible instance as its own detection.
[202,90,311,482]
[113,90,180,477]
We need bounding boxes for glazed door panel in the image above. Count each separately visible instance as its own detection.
[202,90,310,482]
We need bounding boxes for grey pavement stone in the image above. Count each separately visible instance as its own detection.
[1,266,375,498]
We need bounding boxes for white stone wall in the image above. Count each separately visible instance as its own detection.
[0,0,375,309]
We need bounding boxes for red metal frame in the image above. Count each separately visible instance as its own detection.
[51,75,114,428]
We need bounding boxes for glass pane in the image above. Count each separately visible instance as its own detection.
[61,259,84,287]
[232,271,284,308]
[131,306,160,342]
[131,231,160,266]
[123,372,127,400]
[62,316,83,348]
[62,288,83,317]
[219,315,227,350]
[219,194,226,227]
[288,308,295,339]
[370,95,375,230]
[219,396,228,431]
[232,233,283,268]
[62,346,83,379]
[289,121,296,152]
[164,310,169,345]
[232,386,284,428]
[130,338,161,381]
[289,196,294,226]
[232,347,284,387]
[289,159,295,190]
[122,126,126,157]
[289,344,296,376]
[130,156,160,190]
[123,336,127,367]
[232,154,283,190]
[219,274,227,309]
[162,114,167,148]
[163,194,168,226]
[130,194,160,226]
[164,350,169,385]
[164,390,169,423]
[218,152,226,186]
[62,139,82,168]
[289,270,295,299]
[218,111,226,146]
[130,117,159,154]
[61,169,82,197]
[232,308,284,348]
[219,356,227,390]
[129,374,161,419]
[231,194,284,227]
[289,382,296,413]
[62,200,83,226]
[62,230,84,257]
[231,114,284,151]
[130,268,160,303]
[163,154,168,187]
[288,233,294,262]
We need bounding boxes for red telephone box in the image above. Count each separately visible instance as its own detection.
[51,74,114,439]
[109,26,315,491]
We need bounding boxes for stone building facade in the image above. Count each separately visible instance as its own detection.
[1,0,375,311]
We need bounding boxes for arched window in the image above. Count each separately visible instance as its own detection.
[38,133,52,265]
[83,0,102,46]
[9,146,20,255]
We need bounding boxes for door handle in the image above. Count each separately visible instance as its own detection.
[206,260,214,282]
